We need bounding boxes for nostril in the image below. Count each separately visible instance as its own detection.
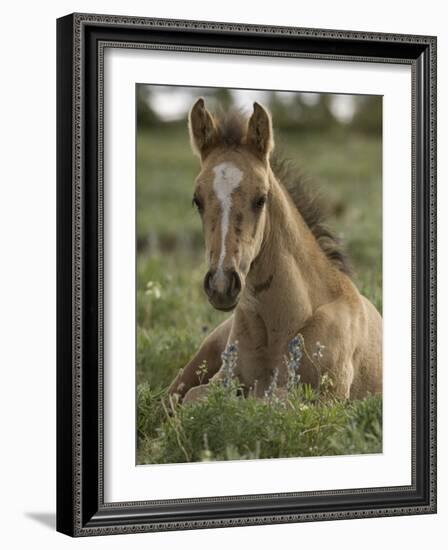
[229,271,241,298]
[203,271,214,297]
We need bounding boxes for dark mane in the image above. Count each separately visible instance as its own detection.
[271,155,352,276]
[215,110,247,147]
[216,112,352,277]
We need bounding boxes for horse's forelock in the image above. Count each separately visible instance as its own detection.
[215,111,247,148]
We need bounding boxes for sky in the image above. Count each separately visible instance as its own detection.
[143,85,358,123]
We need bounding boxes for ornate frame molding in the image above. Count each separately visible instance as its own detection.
[56,13,437,537]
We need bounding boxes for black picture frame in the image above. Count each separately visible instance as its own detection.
[56,13,437,537]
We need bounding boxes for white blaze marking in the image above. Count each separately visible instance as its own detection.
[212,162,243,275]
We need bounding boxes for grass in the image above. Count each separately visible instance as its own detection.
[136,123,382,465]
[138,380,382,464]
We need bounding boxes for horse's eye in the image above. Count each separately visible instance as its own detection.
[253,195,267,210]
[192,195,203,212]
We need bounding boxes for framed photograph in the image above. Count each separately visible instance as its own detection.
[56,13,437,536]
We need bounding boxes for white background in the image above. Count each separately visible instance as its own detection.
[0,1,445,549]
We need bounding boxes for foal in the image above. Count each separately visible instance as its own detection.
[169,98,382,402]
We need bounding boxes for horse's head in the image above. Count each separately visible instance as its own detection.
[188,98,274,311]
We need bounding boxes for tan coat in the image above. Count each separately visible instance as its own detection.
[169,99,382,402]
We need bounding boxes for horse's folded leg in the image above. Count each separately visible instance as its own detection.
[183,385,210,404]
[168,317,233,401]
[168,368,186,397]
[273,387,288,401]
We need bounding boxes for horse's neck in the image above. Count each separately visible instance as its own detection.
[243,172,339,332]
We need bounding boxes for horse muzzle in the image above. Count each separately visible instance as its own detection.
[203,268,242,311]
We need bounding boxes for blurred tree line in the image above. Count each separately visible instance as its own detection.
[137,86,381,135]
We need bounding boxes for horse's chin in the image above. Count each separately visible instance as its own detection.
[210,301,238,312]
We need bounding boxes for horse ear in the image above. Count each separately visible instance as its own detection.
[246,102,274,159]
[188,98,218,160]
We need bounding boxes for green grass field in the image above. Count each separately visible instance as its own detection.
[136,124,382,465]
